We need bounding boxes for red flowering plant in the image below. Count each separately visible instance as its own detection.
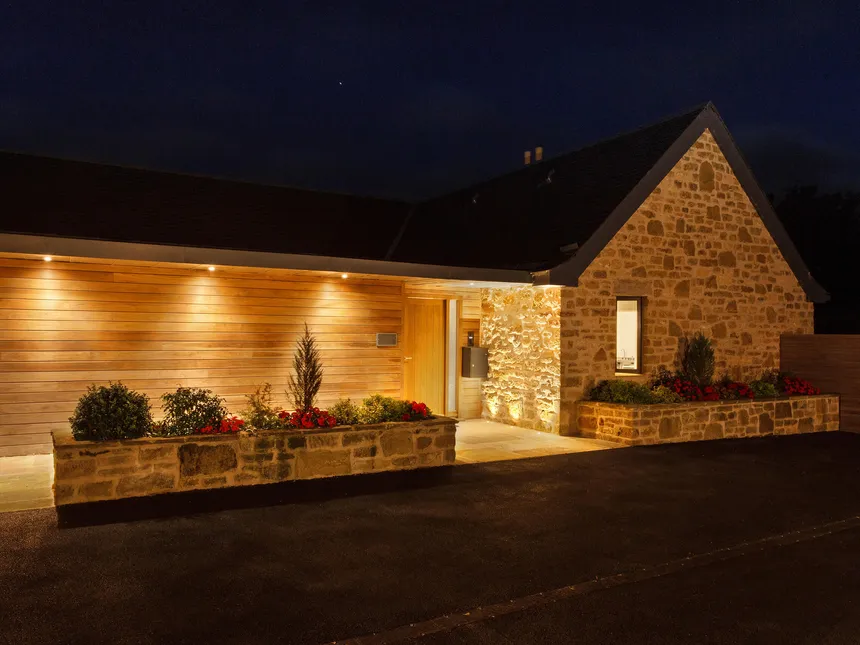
[760,369,820,397]
[278,407,337,429]
[701,385,720,401]
[401,401,431,422]
[199,416,245,434]
[781,376,820,396]
[714,376,755,400]
[668,376,704,401]
[649,366,710,401]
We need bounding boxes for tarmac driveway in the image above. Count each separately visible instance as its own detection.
[2,432,860,644]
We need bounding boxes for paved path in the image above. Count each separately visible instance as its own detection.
[455,419,617,464]
[0,421,615,513]
[2,432,860,644]
[0,454,53,513]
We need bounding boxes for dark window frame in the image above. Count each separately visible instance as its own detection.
[615,296,643,374]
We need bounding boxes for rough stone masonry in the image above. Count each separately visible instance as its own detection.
[52,418,457,505]
[481,129,814,436]
[577,395,839,446]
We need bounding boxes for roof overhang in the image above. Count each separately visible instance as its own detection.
[542,104,830,303]
[0,233,534,284]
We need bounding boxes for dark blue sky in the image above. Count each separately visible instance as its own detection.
[1,1,858,199]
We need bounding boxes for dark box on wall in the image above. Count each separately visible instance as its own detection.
[462,346,488,378]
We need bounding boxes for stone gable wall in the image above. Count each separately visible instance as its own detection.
[52,418,457,505]
[577,395,839,445]
[560,129,814,433]
[481,286,561,432]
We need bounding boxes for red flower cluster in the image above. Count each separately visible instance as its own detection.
[279,407,337,429]
[782,376,820,396]
[669,378,704,401]
[701,385,720,401]
[199,416,245,434]
[402,401,430,421]
[721,381,755,399]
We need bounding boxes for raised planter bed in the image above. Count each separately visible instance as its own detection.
[576,395,839,446]
[52,417,456,506]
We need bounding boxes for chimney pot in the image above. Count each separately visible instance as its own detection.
[524,150,532,165]
[535,146,543,162]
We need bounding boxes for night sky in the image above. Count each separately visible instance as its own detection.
[1,2,859,200]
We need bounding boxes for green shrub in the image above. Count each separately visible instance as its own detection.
[651,385,683,404]
[244,382,281,429]
[759,369,793,388]
[681,332,715,387]
[750,380,779,399]
[586,380,656,404]
[159,387,227,436]
[330,398,360,426]
[69,382,152,441]
[358,394,409,424]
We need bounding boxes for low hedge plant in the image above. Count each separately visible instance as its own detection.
[157,387,228,436]
[358,394,411,424]
[69,382,152,441]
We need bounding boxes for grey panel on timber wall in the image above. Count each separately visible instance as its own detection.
[462,346,489,378]
[376,333,398,347]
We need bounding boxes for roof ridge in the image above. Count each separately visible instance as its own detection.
[0,148,411,204]
[420,102,715,203]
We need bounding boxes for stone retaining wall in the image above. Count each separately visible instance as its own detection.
[576,395,839,445]
[52,417,457,505]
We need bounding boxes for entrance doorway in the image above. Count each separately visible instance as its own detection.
[403,299,446,414]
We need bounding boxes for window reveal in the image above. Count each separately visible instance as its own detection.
[616,297,642,373]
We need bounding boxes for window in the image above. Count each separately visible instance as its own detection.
[616,297,642,374]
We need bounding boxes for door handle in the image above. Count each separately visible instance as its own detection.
[404,356,413,361]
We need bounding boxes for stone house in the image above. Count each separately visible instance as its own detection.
[0,103,826,455]
[473,104,827,434]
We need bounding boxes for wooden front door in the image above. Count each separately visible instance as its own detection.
[404,299,446,414]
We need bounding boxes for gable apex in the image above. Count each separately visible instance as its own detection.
[542,104,829,303]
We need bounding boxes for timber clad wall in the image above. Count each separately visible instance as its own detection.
[0,258,484,456]
[781,335,857,432]
[458,319,482,419]
[0,258,405,457]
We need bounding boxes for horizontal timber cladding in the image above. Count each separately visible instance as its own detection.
[403,281,482,320]
[457,319,482,419]
[0,257,406,456]
[780,334,858,432]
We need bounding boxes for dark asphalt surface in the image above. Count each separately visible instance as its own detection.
[413,527,860,645]
[2,432,860,645]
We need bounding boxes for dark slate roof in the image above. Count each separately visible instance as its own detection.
[0,103,828,301]
[388,105,707,271]
[0,153,410,261]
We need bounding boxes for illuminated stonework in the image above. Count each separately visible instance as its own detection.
[559,130,813,435]
[480,130,815,438]
[557,130,815,434]
[481,286,561,432]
